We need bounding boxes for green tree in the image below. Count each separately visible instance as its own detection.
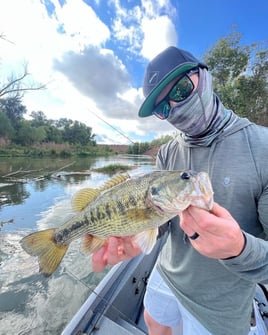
[203,30,268,125]
[0,111,14,139]
[30,111,48,127]
[63,120,95,145]
[127,142,150,154]
[15,120,44,146]
[45,125,63,143]
[0,96,27,124]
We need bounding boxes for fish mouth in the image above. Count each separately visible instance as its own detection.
[192,172,214,210]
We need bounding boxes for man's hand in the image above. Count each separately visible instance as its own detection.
[91,236,141,272]
[179,202,245,259]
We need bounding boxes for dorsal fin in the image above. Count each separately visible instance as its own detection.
[72,188,100,212]
[99,174,130,192]
[72,174,130,212]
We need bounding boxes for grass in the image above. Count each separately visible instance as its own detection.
[93,164,135,175]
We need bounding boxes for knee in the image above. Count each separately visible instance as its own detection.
[144,309,156,329]
[144,310,171,335]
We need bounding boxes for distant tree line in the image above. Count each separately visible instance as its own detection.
[127,135,174,154]
[0,99,96,146]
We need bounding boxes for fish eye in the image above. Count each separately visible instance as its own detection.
[151,186,159,195]
[180,172,191,180]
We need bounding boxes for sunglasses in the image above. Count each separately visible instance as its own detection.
[152,68,199,120]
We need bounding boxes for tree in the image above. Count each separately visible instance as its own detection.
[0,65,46,99]
[0,112,14,139]
[0,96,26,124]
[45,125,63,143]
[203,30,268,126]
[30,111,48,127]
[15,120,46,146]
[62,120,95,145]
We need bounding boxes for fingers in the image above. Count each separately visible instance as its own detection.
[209,202,233,218]
[121,237,142,258]
[91,238,120,273]
[180,202,231,235]
[91,237,141,273]
[179,210,197,238]
[106,237,125,266]
[179,202,246,259]
[91,243,108,272]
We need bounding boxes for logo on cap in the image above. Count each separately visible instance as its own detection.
[148,71,159,85]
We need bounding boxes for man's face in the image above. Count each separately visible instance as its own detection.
[152,69,200,120]
[156,72,199,107]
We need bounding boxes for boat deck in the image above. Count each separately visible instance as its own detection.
[62,236,166,335]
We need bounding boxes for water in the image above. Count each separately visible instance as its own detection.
[0,155,155,335]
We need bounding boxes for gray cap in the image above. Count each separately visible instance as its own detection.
[139,46,207,117]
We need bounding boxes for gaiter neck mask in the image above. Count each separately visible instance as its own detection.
[167,68,235,146]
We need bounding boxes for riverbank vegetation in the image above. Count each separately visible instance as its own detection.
[93,164,134,175]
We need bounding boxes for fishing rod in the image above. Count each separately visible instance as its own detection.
[87,107,137,145]
[87,107,157,159]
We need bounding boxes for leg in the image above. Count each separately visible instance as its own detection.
[144,309,172,335]
[143,268,182,334]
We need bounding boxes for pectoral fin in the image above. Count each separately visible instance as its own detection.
[82,234,106,254]
[133,228,158,254]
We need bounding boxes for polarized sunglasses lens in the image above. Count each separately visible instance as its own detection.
[153,101,170,120]
[169,76,194,102]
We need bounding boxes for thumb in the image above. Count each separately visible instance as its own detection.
[210,202,232,219]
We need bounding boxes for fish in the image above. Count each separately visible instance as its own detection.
[20,170,214,277]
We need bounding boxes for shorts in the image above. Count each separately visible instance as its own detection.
[143,267,213,334]
[143,267,268,335]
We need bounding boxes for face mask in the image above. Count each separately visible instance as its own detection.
[167,68,214,137]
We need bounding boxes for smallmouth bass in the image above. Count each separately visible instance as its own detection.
[20,170,213,276]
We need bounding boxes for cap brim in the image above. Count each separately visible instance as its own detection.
[139,63,198,118]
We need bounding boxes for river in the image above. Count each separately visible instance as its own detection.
[0,155,155,335]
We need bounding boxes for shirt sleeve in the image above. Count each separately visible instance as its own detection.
[219,232,268,284]
[220,182,268,284]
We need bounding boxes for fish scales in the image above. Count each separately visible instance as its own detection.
[51,181,148,244]
[56,177,157,242]
[20,170,214,276]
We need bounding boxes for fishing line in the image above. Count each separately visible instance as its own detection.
[87,107,156,158]
[66,268,146,330]
[87,107,137,145]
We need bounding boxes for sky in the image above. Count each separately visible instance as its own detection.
[0,0,267,144]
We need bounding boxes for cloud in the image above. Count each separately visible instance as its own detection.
[1,0,179,144]
[110,0,178,58]
[51,0,110,47]
[141,16,177,59]
[53,46,141,119]
[52,0,179,124]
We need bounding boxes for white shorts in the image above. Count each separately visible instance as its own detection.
[143,267,268,335]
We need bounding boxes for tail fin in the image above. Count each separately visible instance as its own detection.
[20,229,68,277]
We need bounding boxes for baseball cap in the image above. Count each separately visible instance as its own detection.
[139,46,208,117]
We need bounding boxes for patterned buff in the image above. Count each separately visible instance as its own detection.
[167,68,239,146]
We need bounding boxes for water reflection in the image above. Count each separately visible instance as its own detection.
[0,183,30,207]
[0,155,155,335]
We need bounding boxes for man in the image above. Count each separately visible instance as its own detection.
[92,46,268,335]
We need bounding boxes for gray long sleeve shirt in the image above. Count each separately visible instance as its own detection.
[156,121,268,335]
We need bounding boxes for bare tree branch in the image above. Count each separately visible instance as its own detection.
[0,33,15,45]
[0,65,47,98]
